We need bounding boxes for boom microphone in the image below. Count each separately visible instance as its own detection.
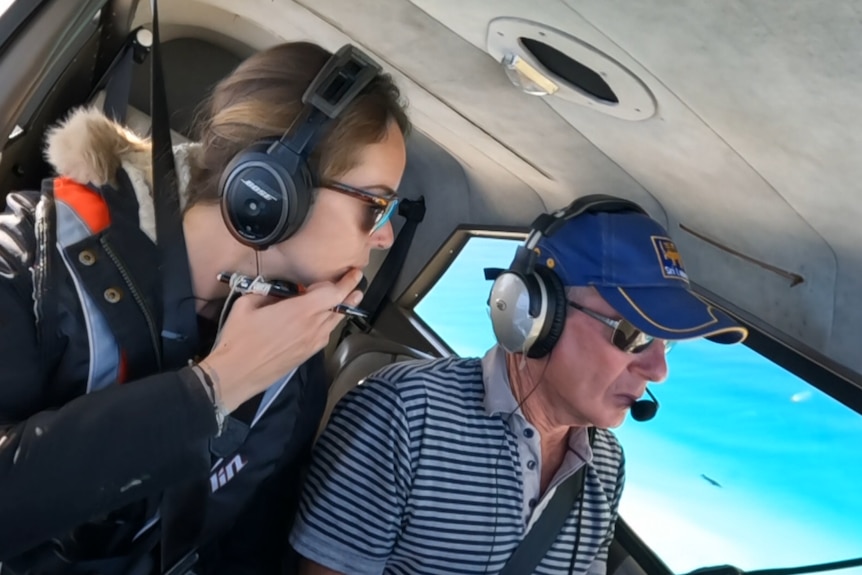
[630,387,659,422]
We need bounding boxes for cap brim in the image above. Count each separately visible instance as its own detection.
[596,286,748,344]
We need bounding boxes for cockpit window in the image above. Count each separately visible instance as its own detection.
[616,337,862,573]
[414,236,521,356]
[414,234,862,574]
[0,0,16,18]
[0,0,39,42]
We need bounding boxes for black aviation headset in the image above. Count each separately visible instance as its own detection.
[218,44,382,249]
[487,194,648,359]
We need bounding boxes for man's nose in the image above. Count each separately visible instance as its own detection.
[631,339,669,383]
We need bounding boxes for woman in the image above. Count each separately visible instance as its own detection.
[0,41,410,574]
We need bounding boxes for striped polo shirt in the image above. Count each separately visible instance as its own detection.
[290,345,626,574]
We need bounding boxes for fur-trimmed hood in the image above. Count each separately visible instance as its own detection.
[44,106,199,243]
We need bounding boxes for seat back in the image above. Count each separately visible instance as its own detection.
[318,333,436,438]
[608,532,650,575]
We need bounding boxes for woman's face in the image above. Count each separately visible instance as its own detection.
[266,120,407,286]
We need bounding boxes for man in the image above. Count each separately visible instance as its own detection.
[290,196,748,574]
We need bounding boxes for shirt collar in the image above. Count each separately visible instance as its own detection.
[480,344,594,460]
[481,344,520,417]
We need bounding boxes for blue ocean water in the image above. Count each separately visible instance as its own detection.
[415,236,862,574]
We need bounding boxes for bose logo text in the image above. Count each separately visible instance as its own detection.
[241,178,277,202]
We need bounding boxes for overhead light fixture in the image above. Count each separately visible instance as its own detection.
[501,53,559,96]
[488,18,657,121]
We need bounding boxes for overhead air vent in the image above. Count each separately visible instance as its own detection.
[519,37,618,104]
[486,17,656,121]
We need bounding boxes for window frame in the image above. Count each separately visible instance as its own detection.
[396,224,528,310]
[0,0,107,153]
[393,225,527,356]
[0,0,52,52]
[696,283,862,416]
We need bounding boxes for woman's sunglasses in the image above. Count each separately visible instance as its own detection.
[320,180,400,234]
[567,300,673,354]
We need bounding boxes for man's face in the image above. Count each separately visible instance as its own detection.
[539,286,670,429]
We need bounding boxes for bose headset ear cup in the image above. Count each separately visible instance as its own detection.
[219,140,312,249]
[526,266,568,359]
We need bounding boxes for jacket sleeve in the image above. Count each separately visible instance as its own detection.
[0,276,219,559]
[198,354,329,575]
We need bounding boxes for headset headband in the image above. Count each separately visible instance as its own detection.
[267,45,382,169]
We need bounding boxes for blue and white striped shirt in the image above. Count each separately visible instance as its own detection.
[290,346,625,574]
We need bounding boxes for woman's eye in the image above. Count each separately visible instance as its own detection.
[364,205,383,230]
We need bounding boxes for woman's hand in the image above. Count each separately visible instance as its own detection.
[199,268,364,412]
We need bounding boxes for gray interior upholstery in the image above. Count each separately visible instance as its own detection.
[610,551,649,575]
[128,37,242,137]
[318,333,435,438]
[89,35,243,143]
[89,90,189,145]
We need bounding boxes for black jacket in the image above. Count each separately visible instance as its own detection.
[0,107,326,574]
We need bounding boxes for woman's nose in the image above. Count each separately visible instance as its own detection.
[370,220,395,250]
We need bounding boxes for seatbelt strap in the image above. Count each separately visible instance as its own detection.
[102,46,134,124]
[357,196,425,327]
[498,467,586,575]
[498,427,596,575]
[147,0,207,573]
[149,0,199,370]
[97,27,152,124]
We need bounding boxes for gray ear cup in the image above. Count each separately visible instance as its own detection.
[489,269,546,355]
[525,266,567,359]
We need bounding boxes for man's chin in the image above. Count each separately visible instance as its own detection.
[597,410,628,429]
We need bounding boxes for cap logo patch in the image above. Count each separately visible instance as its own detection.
[652,236,688,281]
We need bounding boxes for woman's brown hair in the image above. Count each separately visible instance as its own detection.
[186,41,410,208]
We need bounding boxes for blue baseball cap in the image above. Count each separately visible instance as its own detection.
[534,210,747,344]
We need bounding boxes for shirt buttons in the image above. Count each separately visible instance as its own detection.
[526,460,537,471]
[523,428,534,439]
[528,498,538,508]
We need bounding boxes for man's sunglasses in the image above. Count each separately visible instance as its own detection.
[567,300,673,354]
[320,180,400,234]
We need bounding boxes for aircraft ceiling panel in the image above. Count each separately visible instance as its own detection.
[568,0,862,374]
[296,0,844,366]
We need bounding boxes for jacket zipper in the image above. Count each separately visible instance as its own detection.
[100,237,163,369]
